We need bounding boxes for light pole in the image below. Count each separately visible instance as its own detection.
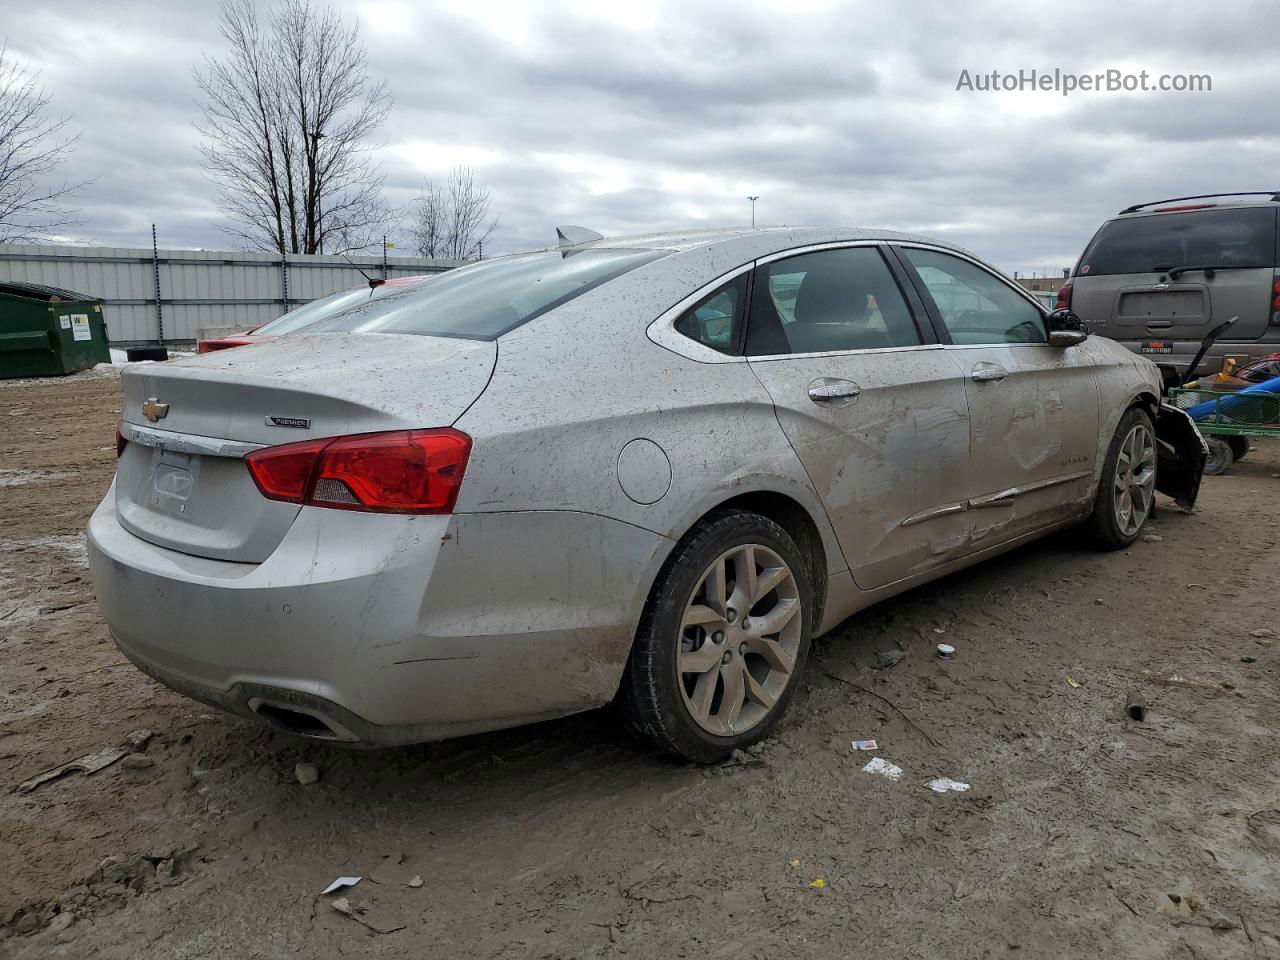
[747,196,759,227]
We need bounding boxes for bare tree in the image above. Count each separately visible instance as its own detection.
[411,166,497,260]
[0,44,86,243]
[194,0,392,255]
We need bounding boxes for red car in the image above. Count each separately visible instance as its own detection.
[198,275,437,353]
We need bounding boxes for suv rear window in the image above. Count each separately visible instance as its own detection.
[285,248,667,340]
[1078,207,1277,277]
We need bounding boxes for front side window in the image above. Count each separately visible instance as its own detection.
[673,274,747,354]
[745,247,921,356]
[284,248,667,340]
[901,248,1046,345]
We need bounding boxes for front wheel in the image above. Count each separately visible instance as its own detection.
[1087,407,1157,550]
[618,511,813,763]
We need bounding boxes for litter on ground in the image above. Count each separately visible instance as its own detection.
[16,747,129,793]
[926,777,971,794]
[862,757,903,781]
[321,876,362,895]
[851,739,879,751]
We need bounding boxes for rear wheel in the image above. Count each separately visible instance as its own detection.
[619,511,812,763]
[1203,437,1234,476]
[1226,435,1250,462]
[1087,407,1157,550]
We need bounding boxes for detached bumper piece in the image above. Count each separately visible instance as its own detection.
[1154,403,1207,512]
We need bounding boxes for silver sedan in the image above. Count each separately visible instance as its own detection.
[87,227,1205,762]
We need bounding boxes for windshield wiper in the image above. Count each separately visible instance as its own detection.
[1159,264,1253,280]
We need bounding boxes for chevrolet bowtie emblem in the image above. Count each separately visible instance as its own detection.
[142,398,169,423]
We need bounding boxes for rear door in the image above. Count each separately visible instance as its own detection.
[1072,206,1278,346]
[743,243,974,591]
[893,245,1101,546]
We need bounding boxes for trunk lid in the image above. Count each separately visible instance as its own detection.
[114,333,496,562]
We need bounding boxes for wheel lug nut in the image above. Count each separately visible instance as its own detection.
[738,642,747,655]
[726,608,737,623]
[721,651,731,664]
[741,618,750,629]
[712,630,725,643]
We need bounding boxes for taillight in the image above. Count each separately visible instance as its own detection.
[115,421,126,458]
[1273,295,1280,312]
[243,437,331,503]
[1054,282,1073,311]
[1273,278,1280,296]
[244,429,471,514]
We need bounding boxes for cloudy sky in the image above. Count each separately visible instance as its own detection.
[12,0,1280,275]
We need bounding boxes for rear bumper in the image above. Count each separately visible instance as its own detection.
[1118,338,1280,376]
[87,487,669,745]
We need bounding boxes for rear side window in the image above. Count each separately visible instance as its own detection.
[290,248,667,340]
[1079,207,1278,277]
[673,274,747,354]
[745,247,921,356]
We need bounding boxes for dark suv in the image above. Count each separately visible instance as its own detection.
[1061,192,1280,376]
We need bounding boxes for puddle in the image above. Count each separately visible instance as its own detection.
[0,469,73,487]
[0,534,90,568]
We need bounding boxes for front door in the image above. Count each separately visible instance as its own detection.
[744,244,973,590]
[894,245,1102,545]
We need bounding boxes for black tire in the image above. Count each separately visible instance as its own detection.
[1226,435,1250,462]
[618,510,813,763]
[1203,437,1233,476]
[1087,407,1157,551]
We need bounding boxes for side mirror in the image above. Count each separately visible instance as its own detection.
[1047,308,1088,347]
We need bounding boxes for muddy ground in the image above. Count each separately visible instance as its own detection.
[1,368,1278,960]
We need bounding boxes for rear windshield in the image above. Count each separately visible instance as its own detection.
[280,248,666,340]
[1078,207,1277,277]
[254,280,432,335]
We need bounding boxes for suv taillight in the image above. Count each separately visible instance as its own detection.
[1054,281,1073,311]
[245,429,472,514]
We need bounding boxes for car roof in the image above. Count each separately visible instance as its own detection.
[1113,192,1280,219]
[568,225,979,261]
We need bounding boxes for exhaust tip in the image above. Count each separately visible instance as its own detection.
[248,700,356,742]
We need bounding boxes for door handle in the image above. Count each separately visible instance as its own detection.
[1145,320,1173,329]
[807,378,862,404]
[970,363,1008,384]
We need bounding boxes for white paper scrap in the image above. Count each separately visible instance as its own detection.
[322,876,363,895]
[926,778,971,794]
[862,757,903,781]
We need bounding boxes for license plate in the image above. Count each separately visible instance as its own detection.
[1141,341,1173,354]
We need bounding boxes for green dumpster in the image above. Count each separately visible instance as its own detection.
[0,281,112,378]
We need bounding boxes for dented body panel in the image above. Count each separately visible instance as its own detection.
[86,226,1193,746]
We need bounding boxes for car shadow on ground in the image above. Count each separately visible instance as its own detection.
[189,496,1207,827]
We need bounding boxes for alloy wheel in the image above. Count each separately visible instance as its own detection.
[676,543,802,736]
[1112,421,1156,536]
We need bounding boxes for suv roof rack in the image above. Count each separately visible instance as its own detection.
[1119,192,1280,215]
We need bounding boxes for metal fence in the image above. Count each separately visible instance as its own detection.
[0,241,464,345]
